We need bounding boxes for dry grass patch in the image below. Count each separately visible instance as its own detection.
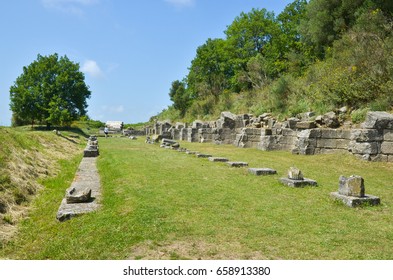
[0,128,82,243]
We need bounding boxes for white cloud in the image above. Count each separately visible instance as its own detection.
[41,0,98,16]
[165,0,195,8]
[81,60,104,79]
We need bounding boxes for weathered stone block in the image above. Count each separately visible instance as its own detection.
[196,153,212,158]
[362,111,393,130]
[84,149,99,157]
[296,121,317,129]
[261,129,272,136]
[66,187,92,203]
[348,141,379,155]
[248,168,277,176]
[288,167,304,180]
[381,142,393,154]
[339,175,365,197]
[208,157,229,162]
[383,130,393,141]
[279,178,317,187]
[226,161,248,167]
[330,192,380,207]
[350,129,383,142]
[316,138,337,149]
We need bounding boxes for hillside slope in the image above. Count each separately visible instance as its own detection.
[0,127,82,241]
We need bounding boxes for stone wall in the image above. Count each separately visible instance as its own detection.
[147,111,393,162]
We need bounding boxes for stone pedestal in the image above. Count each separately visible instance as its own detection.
[208,157,229,162]
[196,153,212,158]
[279,167,317,187]
[331,175,380,207]
[248,168,277,176]
[226,162,248,167]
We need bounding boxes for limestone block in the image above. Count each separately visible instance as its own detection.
[348,141,379,155]
[226,162,248,167]
[350,129,383,142]
[261,129,272,136]
[338,175,365,197]
[383,130,393,141]
[248,168,277,176]
[296,121,317,129]
[66,187,92,203]
[208,157,229,162]
[287,118,300,129]
[316,138,337,149]
[288,167,303,180]
[282,128,297,137]
[336,139,350,149]
[330,192,380,207]
[279,178,317,187]
[323,111,340,128]
[362,111,393,130]
[196,153,212,158]
[381,142,393,154]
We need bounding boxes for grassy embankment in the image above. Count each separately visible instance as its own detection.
[0,127,83,244]
[1,136,393,259]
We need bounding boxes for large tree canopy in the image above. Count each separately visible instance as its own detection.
[9,53,91,127]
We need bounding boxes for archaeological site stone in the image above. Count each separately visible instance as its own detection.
[196,153,213,158]
[66,187,92,203]
[279,167,317,187]
[248,168,277,176]
[208,157,229,162]
[330,175,380,207]
[226,161,248,167]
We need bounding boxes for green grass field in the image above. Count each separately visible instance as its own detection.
[1,137,393,259]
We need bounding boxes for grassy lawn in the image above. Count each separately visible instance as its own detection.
[1,137,393,259]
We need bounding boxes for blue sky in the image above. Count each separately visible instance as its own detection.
[0,0,293,126]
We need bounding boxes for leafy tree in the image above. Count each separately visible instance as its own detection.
[9,53,91,127]
[168,80,191,117]
[187,38,234,98]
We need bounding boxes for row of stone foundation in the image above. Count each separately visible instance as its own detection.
[146,111,393,162]
[158,139,380,207]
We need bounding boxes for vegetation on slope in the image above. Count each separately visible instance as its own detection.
[0,127,83,243]
[155,0,393,123]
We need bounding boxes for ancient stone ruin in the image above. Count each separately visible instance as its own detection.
[330,175,381,207]
[84,135,99,157]
[146,111,393,162]
[57,136,101,221]
[248,168,277,176]
[279,167,317,187]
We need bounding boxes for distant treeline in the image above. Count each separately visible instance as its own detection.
[155,0,393,123]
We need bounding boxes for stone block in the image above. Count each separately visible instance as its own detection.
[330,192,380,207]
[261,129,272,136]
[350,129,383,142]
[208,157,229,162]
[84,148,99,157]
[384,130,393,141]
[316,138,337,149]
[348,141,379,155]
[296,121,317,129]
[65,187,92,203]
[196,153,212,158]
[279,178,317,187]
[288,167,303,180]
[336,139,350,149]
[362,111,393,130]
[338,175,365,197]
[185,150,197,155]
[282,128,297,137]
[226,161,248,167]
[381,142,393,155]
[248,168,277,176]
